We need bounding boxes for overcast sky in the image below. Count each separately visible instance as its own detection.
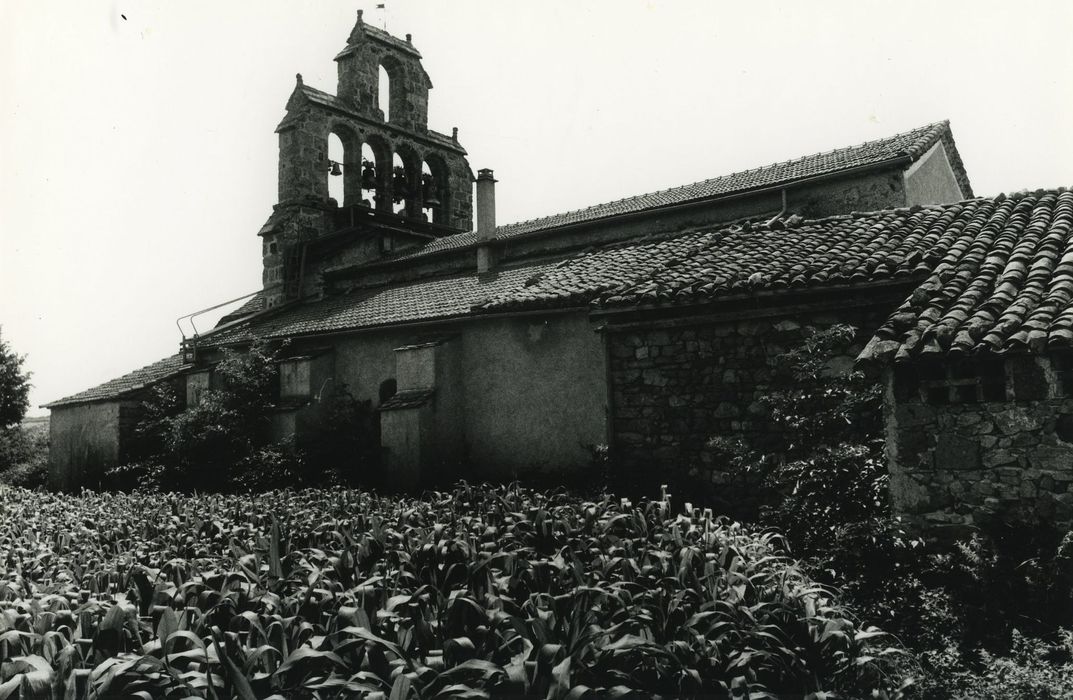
[3,0,1073,415]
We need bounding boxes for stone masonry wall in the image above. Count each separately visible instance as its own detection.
[609,306,889,489]
[887,356,1073,536]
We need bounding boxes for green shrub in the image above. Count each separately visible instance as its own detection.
[917,629,1073,700]
[0,421,48,488]
[113,343,378,492]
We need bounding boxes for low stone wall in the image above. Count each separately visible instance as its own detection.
[887,379,1073,535]
[608,305,888,488]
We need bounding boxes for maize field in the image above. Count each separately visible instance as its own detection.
[0,483,906,698]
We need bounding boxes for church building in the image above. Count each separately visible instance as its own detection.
[46,14,1073,535]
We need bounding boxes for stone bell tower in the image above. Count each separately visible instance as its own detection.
[260,11,474,307]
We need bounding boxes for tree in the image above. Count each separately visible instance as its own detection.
[0,327,31,429]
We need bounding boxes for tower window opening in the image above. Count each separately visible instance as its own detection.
[378,64,391,122]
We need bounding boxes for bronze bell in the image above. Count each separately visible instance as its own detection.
[392,166,409,202]
[329,161,342,177]
[422,174,441,207]
[361,160,377,190]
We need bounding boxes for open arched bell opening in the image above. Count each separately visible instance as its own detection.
[360,142,378,208]
[327,133,345,206]
[390,152,408,215]
[422,155,450,225]
[362,136,392,213]
[326,125,360,207]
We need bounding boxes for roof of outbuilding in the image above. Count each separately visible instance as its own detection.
[381,120,970,264]
[44,354,187,409]
[860,188,1073,363]
[200,261,556,347]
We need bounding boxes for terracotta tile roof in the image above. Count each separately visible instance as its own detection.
[860,188,1073,363]
[481,203,954,313]
[201,262,555,347]
[216,293,266,327]
[383,121,968,264]
[484,190,1073,357]
[477,230,717,312]
[596,211,940,308]
[44,354,187,409]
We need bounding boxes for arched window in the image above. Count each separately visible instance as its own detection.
[327,133,345,206]
[378,64,391,122]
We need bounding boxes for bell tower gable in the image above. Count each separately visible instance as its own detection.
[334,10,431,131]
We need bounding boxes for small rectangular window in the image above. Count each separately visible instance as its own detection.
[916,357,1006,405]
[280,359,312,398]
[186,370,211,407]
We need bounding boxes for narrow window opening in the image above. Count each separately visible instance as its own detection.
[378,65,391,122]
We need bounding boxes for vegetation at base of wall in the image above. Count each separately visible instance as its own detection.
[0,417,49,488]
[696,324,1073,698]
[0,482,910,699]
[111,341,377,492]
[699,324,887,547]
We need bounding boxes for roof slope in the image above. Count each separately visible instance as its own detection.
[383,120,969,263]
[861,188,1073,362]
[201,261,556,347]
[477,230,717,312]
[485,189,1073,364]
[45,354,186,409]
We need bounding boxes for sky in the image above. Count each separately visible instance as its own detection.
[2,0,1073,415]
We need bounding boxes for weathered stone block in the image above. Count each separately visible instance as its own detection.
[1030,445,1073,471]
[713,402,740,418]
[897,428,930,466]
[957,413,982,428]
[983,448,1018,468]
[994,407,1044,435]
[894,402,935,428]
[934,433,980,470]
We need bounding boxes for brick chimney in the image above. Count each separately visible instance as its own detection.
[476,168,497,272]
